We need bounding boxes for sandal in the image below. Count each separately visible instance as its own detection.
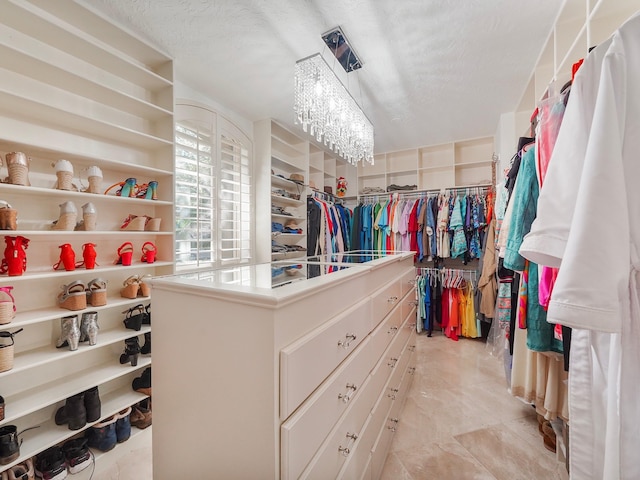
[138,275,151,297]
[120,214,146,231]
[58,281,87,311]
[120,275,140,299]
[104,178,137,198]
[115,242,134,266]
[140,242,157,263]
[122,304,146,331]
[0,201,17,231]
[143,216,162,232]
[53,243,76,271]
[143,304,151,325]
[0,286,16,325]
[75,242,98,270]
[86,278,108,306]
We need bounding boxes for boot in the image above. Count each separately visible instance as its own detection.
[83,386,101,423]
[54,392,86,430]
[132,367,151,396]
[55,315,80,351]
[85,415,117,452]
[115,406,132,443]
[0,425,19,465]
[141,332,151,355]
[35,446,66,480]
[119,337,140,366]
[0,201,17,231]
[130,399,152,429]
[79,311,99,346]
[61,437,91,474]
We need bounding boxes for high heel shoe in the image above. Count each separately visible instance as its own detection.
[86,278,107,306]
[120,214,146,231]
[140,242,157,263]
[75,202,97,231]
[122,304,146,331]
[83,165,103,194]
[115,242,134,266]
[52,159,76,191]
[57,281,87,311]
[144,216,162,232]
[0,286,16,325]
[120,275,140,299]
[143,304,151,325]
[56,315,81,351]
[141,332,151,355]
[119,337,140,366]
[136,181,158,200]
[105,178,137,198]
[0,201,17,231]
[138,275,151,298]
[1,235,29,277]
[52,201,77,231]
[79,311,99,346]
[5,152,30,186]
[76,242,98,270]
[53,243,76,271]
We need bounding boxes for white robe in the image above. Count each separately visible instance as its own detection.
[520,12,640,480]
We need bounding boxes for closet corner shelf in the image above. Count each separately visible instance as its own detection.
[455,159,493,167]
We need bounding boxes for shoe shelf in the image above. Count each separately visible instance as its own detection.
[1,360,150,426]
[0,325,151,379]
[7,296,152,329]
[0,386,149,473]
[0,262,173,284]
[1,231,173,238]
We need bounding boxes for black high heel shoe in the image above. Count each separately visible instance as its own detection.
[122,304,146,331]
[119,337,140,366]
[142,303,151,325]
[141,332,151,355]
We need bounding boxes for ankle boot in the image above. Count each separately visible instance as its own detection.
[79,311,99,345]
[83,386,101,423]
[130,399,152,429]
[119,337,140,366]
[0,425,19,465]
[132,366,151,396]
[56,315,80,351]
[54,392,86,430]
[141,332,151,355]
[86,415,117,452]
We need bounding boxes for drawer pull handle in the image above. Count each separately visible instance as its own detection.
[338,432,358,457]
[338,383,358,403]
[388,326,399,334]
[409,367,416,375]
[408,301,418,307]
[387,296,398,303]
[408,344,416,352]
[337,333,357,349]
[388,357,398,368]
[387,418,399,432]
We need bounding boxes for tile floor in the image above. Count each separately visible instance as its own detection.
[94,333,568,479]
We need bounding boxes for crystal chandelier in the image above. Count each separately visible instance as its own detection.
[294,53,374,165]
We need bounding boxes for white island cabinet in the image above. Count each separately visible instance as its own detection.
[149,252,417,479]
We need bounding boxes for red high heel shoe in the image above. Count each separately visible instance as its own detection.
[53,243,76,271]
[140,242,157,264]
[1,235,29,276]
[115,242,134,266]
[76,242,98,270]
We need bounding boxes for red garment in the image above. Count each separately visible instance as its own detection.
[408,200,420,259]
[443,288,460,341]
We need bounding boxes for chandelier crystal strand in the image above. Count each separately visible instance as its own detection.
[294,54,374,165]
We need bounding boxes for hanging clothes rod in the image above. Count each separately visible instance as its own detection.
[358,184,492,201]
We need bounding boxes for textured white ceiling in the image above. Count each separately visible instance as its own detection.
[82,0,563,153]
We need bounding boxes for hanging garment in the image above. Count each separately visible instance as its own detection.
[519,20,640,479]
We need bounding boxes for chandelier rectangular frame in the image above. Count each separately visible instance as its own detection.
[294,53,374,165]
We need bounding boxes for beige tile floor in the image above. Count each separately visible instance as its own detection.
[94,333,568,479]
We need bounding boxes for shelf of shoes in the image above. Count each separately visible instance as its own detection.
[0,0,169,474]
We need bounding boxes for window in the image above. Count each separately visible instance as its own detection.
[175,104,253,269]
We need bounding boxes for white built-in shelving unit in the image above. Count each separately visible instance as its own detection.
[0,0,174,475]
